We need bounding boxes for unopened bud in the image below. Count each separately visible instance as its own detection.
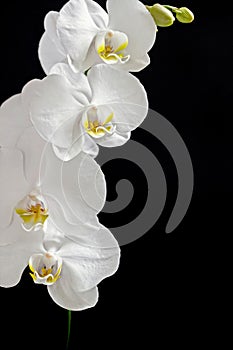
[175,7,194,23]
[146,4,175,27]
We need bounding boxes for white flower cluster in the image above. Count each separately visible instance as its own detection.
[0,0,157,310]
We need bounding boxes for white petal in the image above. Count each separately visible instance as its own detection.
[53,232,120,292]
[52,138,83,162]
[39,33,67,75]
[53,222,118,250]
[48,278,98,311]
[40,147,106,225]
[82,133,99,158]
[43,197,99,240]
[75,152,106,213]
[46,218,119,250]
[0,227,44,287]
[107,0,156,62]
[57,0,103,70]
[87,65,148,133]
[39,12,67,74]
[0,209,44,245]
[116,53,150,72]
[44,11,64,50]
[22,75,84,148]
[21,79,40,107]
[16,126,47,185]
[50,63,92,104]
[0,149,30,230]
[0,94,31,148]
[85,0,108,28]
[44,11,59,36]
[80,41,103,72]
[96,131,131,147]
[44,12,67,61]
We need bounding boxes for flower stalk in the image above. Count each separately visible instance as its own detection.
[66,310,72,349]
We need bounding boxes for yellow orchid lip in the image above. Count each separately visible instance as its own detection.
[84,112,115,138]
[29,253,62,286]
[16,205,48,225]
[96,31,130,64]
[15,192,49,231]
[29,264,62,285]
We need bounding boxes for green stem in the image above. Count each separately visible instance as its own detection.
[163,5,178,11]
[163,5,182,13]
[66,310,72,349]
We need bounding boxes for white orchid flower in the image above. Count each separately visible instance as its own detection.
[0,94,106,245]
[22,63,148,161]
[39,0,156,74]
[0,220,120,311]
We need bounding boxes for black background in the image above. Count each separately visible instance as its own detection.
[0,0,231,348]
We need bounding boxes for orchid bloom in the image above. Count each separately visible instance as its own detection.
[22,63,148,161]
[39,0,156,74]
[0,94,107,245]
[0,220,120,310]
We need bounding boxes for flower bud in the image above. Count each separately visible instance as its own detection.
[146,4,175,27]
[176,7,194,23]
